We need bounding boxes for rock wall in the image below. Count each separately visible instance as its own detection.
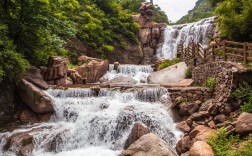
[168,87,213,105]
[133,2,167,64]
[192,61,249,103]
[174,61,252,155]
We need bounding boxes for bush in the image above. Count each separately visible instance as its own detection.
[209,128,252,156]
[159,58,182,70]
[204,77,216,90]
[185,67,192,78]
[240,96,252,113]
[209,128,239,156]
[232,82,252,100]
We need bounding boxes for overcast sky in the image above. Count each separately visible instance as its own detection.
[153,0,198,22]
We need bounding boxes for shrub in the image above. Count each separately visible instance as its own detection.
[232,82,252,100]
[204,77,216,90]
[159,58,181,70]
[185,67,192,78]
[209,128,239,156]
[209,128,252,156]
[240,96,252,113]
[103,45,114,53]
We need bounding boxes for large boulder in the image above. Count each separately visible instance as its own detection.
[235,112,252,134]
[76,55,109,83]
[18,79,54,113]
[147,62,188,85]
[120,133,178,156]
[44,56,68,85]
[23,66,48,89]
[188,141,215,156]
[4,132,33,155]
[124,123,150,149]
[189,125,217,144]
[68,69,86,84]
[176,136,192,155]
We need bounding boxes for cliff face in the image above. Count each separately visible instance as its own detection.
[133,2,167,64]
[176,0,215,24]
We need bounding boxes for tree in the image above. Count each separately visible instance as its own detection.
[215,0,252,41]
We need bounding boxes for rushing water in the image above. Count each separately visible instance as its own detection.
[0,87,182,156]
[102,64,153,83]
[157,16,217,59]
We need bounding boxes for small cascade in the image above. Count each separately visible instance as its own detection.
[0,87,182,156]
[157,16,217,59]
[102,64,153,83]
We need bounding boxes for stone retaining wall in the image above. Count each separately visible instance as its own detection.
[168,87,213,107]
[192,61,247,103]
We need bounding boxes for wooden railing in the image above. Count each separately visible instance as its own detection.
[177,40,252,67]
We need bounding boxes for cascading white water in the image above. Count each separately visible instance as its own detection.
[0,87,182,156]
[102,64,153,83]
[157,16,217,59]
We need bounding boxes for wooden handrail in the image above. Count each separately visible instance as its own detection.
[177,40,252,67]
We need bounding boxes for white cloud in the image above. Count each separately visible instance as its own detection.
[153,0,198,22]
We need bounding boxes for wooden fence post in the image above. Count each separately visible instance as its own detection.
[223,40,227,61]
[244,42,247,65]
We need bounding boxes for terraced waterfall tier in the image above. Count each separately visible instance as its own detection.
[0,87,182,156]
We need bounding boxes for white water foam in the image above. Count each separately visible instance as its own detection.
[102,64,153,83]
[157,16,217,59]
[0,88,182,156]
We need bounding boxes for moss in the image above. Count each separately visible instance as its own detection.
[159,58,182,70]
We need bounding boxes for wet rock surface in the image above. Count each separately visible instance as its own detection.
[120,133,178,156]
[124,122,150,149]
[18,79,54,113]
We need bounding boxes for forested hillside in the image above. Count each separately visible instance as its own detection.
[176,0,215,24]
[0,0,168,86]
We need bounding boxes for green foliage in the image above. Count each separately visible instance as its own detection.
[185,67,192,78]
[204,77,216,90]
[0,23,29,84]
[232,82,252,100]
[68,62,78,69]
[209,128,239,156]
[209,128,252,156]
[240,96,252,113]
[103,45,115,53]
[159,58,182,70]
[73,0,139,55]
[153,5,169,24]
[230,136,252,156]
[0,0,141,84]
[118,0,169,23]
[177,0,215,24]
[215,0,252,41]
[232,82,252,113]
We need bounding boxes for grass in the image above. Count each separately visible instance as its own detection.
[185,67,192,78]
[203,77,216,90]
[159,58,182,70]
[68,62,78,69]
[232,82,252,113]
[209,128,252,156]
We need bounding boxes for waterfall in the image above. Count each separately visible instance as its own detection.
[102,64,153,83]
[0,87,182,156]
[157,16,217,59]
